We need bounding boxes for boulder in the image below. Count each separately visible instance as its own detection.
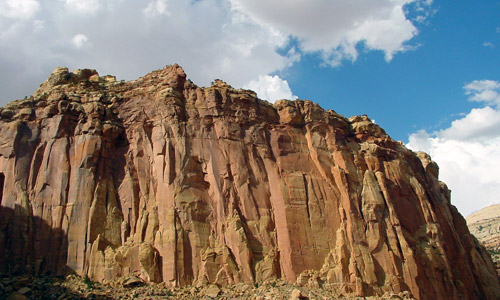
[290,288,307,300]
[121,276,144,288]
[203,284,221,298]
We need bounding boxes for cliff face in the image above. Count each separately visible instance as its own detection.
[467,204,500,277]
[0,65,498,299]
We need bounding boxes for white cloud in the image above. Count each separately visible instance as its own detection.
[0,0,39,19]
[229,0,425,64]
[483,41,494,48]
[465,79,500,92]
[438,107,500,141]
[64,0,101,14]
[0,0,290,102]
[464,79,500,107]
[244,75,297,102]
[407,80,500,216]
[144,0,169,17]
[348,5,417,61]
[72,33,89,48]
[33,19,45,32]
[410,0,436,24]
[0,0,431,103]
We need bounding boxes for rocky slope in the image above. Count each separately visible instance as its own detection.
[1,274,417,300]
[467,204,500,277]
[0,65,498,300]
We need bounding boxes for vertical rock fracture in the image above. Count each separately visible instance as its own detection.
[0,65,498,300]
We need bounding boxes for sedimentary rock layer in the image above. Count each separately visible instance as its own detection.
[0,65,498,299]
[467,204,500,277]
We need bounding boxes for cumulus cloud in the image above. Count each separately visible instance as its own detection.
[0,0,39,19]
[64,0,102,14]
[33,19,44,32]
[144,0,169,17]
[0,0,430,103]
[71,34,89,48]
[244,75,297,102]
[0,0,288,102]
[229,0,424,64]
[464,79,500,107]
[407,80,500,216]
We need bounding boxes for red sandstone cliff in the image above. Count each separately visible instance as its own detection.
[0,65,498,299]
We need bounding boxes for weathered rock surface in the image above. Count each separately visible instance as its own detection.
[467,204,500,277]
[0,273,419,300]
[0,65,498,300]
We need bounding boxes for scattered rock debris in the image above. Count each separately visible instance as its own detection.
[0,274,416,300]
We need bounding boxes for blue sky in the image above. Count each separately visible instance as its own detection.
[0,0,499,216]
[279,1,500,141]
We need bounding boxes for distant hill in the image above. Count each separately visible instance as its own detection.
[466,204,500,277]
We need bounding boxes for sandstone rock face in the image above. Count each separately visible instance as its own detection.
[467,204,500,277]
[0,65,498,299]
[467,204,500,242]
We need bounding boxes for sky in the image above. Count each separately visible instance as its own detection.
[0,0,499,216]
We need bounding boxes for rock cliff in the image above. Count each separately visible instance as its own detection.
[467,204,500,277]
[0,65,498,300]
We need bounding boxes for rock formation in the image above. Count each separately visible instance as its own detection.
[0,65,498,300]
[467,204,500,277]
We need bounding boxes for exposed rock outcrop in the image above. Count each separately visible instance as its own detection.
[0,65,498,299]
[467,204,500,277]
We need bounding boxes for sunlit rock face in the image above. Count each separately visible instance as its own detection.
[0,65,498,300]
[467,204,500,278]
